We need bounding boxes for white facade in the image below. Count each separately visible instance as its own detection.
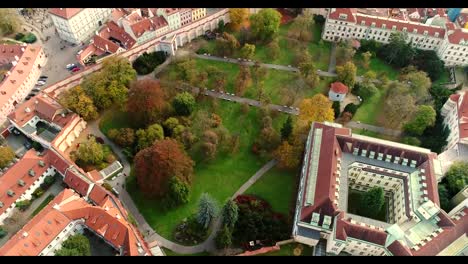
[441,95,461,150]
[157,9,181,31]
[40,220,85,256]
[328,90,346,102]
[50,9,112,44]
[437,37,468,67]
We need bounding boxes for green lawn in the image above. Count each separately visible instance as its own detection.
[352,86,387,126]
[257,243,314,256]
[163,248,211,256]
[99,109,133,136]
[347,189,388,222]
[126,100,290,240]
[434,69,450,85]
[31,195,55,217]
[353,54,399,80]
[245,167,297,215]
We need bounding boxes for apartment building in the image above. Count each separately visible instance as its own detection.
[441,92,468,151]
[49,8,112,44]
[192,8,207,21]
[0,44,45,124]
[292,122,467,256]
[323,8,468,67]
[157,8,181,31]
[180,9,192,27]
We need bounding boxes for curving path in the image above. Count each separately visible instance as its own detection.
[87,118,277,254]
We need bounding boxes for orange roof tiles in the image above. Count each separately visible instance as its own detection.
[330,82,349,94]
[447,28,468,45]
[49,8,82,20]
[88,184,108,206]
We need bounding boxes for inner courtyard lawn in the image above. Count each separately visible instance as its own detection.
[125,100,290,240]
[351,85,388,126]
[347,189,389,223]
[245,167,297,216]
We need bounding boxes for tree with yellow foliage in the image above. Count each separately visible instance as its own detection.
[273,141,300,170]
[229,8,249,31]
[297,94,335,129]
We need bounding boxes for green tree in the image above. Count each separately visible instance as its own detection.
[380,32,415,68]
[404,105,436,136]
[165,176,191,208]
[55,234,91,256]
[360,187,385,218]
[250,8,282,43]
[355,82,378,100]
[0,9,21,37]
[361,51,372,69]
[215,225,233,249]
[0,146,15,169]
[401,136,421,146]
[267,38,280,60]
[136,123,164,151]
[288,12,314,42]
[445,162,468,195]
[217,20,225,33]
[336,61,357,88]
[59,86,98,121]
[197,193,219,229]
[163,117,180,136]
[281,116,293,140]
[412,50,445,81]
[74,137,104,165]
[172,92,196,116]
[438,184,452,212]
[332,101,341,119]
[240,43,255,59]
[400,70,432,103]
[108,128,135,147]
[222,200,239,228]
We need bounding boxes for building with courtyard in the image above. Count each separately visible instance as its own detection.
[292,122,468,256]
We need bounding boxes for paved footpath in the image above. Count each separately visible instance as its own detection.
[345,121,402,137]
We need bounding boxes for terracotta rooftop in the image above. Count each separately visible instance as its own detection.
[330,82,349,94]
[329,8,357,23]
[48,8,82,20]
[447,28,468,45]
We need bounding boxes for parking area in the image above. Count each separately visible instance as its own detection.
[5,130,31,157]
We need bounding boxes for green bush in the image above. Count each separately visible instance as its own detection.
[15,33,25,40]
[343,103,360,115]
[0,227,7,238]
[196,47,209,55]
[132,51,167,75]
[22,33,37,43]
[15,200,32,211]
[32,187,45,199]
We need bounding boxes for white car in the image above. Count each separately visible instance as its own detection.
[66,63,75,69]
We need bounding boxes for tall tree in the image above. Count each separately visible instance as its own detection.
[298,94,335,129]
[0,9,21,37]
[445,161,468,195]
[60,86,98,121]
[281,116,293,140]
[127,79,166,126]
[74,137,104,165]
[55,234,91,256]
[240,43,256,59]
[404,105,436,136]
[229,8,249,31]
[165,176,191,208]
[201,130,219,160]
[215,225,233,249]
[273,141,300,170]
[400,70,432,103]
[197,193,219,229]
[172,92,195,116]
[250,8,282,43]
[235,64,252,96]
[135,123,164,151]
[134,138,194,198]
[336,61,357,88]
[0,146,15,169]
[288,12,314,42]
[412,50,445,81]
[222,200,239,228]
[380,32,415,68]
[332,101,341,119]
[384,92,415,128]
[438,184,452,212]
[108,128,135,147]
[336,40,356,66]
[267,38,280,60]
[361,51,372,69]
[360,187,385,218]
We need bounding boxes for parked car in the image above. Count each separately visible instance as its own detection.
[12,129,21,136]
[24,141,32,150]
[71,67,81,73]
[111,187,120,196]
[66,63,76,70]
[39,75,48,79]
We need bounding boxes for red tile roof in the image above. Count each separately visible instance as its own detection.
[329,8,356,23]
[151,16,168,29]
[49,8,82,20]
[336,218,388,246]
[447,28,468,44]
[63,170,91,197]
[330,82,349,94]
[130,18,153,37]
[88,184,109,206]
[93,35,121,53]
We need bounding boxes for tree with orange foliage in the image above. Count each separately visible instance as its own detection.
[127,79,167,126]
[229,8,249,31]
[134,138,194,198]
[273,141,300,170]
[297,94,334,130]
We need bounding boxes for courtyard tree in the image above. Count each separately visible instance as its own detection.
[360,187,385,218]
[74,137,104,165]
[172,92,196,116]
[60,86,98,121]
[134,138,194,198]
[222,200,239,228]
[384,92,416,128]
[55,234,91,256]
[240,43,256,59]
[0,9,21,37]
[229,8,249,31]
[380,32,415,68]
[127,79,167,126]
[445,161,468,195]
[412,50,445,81]
[404,105,436,136]
[336,61,357,88]
[135,123,164,151]
[438,184,452,212]
[197,193,219,229]
[0,146,15,169]
[250,8,282,43]
[400,70,432,103]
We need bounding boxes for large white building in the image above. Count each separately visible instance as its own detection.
[49,8,112,44]
[0,44,46,124]
[323,8,468,67]
[292,122,468,256]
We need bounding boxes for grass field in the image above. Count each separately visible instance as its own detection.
[347,189,388,222]
[352,86,387,125]
[99,109,134,136]
[245,167,297,215]
[125,100,290,240]
[353,54,399,80]
[31,195,55,217]
[257,243,314,256]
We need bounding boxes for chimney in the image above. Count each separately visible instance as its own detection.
[21,47,25,52]
[22,232,29,238]
[12,60,17,67]
[14,55,19,61]
[105,44,108,51]
[107,27,110,32]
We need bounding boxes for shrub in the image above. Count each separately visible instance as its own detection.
[174,215,208,245]
[196,47,209,54]
[32,188,45,199]
[22,33,37,43]
[132,51,167,75]
[15,33,25,40]
[0,227,6,239]
[343,103,360,115]
[15,200,32,211]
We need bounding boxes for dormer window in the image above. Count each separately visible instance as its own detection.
[435,32,439,37]
[423,30,428,36]
[0,201,3,208]
[29,169,35,177]
[413,28,418,34]
[339,14,348,20]
[38,160,45,167]
[18,180,25,187]
[7,190,15,197]
[361,20,366,26]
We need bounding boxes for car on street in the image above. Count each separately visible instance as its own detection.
[111,187,119,196]
[66,63,76,70]
[39,75,48,79]
[12,129,21,136]
[71,67,81,73]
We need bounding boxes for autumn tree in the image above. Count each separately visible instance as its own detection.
[176,59,198,85]
[404,105,436,136]
[235,64,252,96]
[201,130,219,160]
[60,86,98,121]
[251,61,268,88]
[288,12,314,42]
[400,70,432,103]
[336,40,356,66]
[0,146,15,169]
[297,94,334,130]
[216,33,240,57]
[135,123,164,151]
[229,8,249,31]
[172,92,195,116]
[197,193,219,229]
[299,60,320,88]
[361,51,372,69]
[273,141,300,170]
[74,137,104,165]
[255,116,281,155]
[127,79,166,126]
[0,9,21,37]
[163,117,180,136]
[134,138,194,198]
[81,56,136,110]
[267,38,280,60]
[250,8,282,43]
[240,43,255,59]
[108,128,135,148]
[336,61,357,89]
[383,83,416,128]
